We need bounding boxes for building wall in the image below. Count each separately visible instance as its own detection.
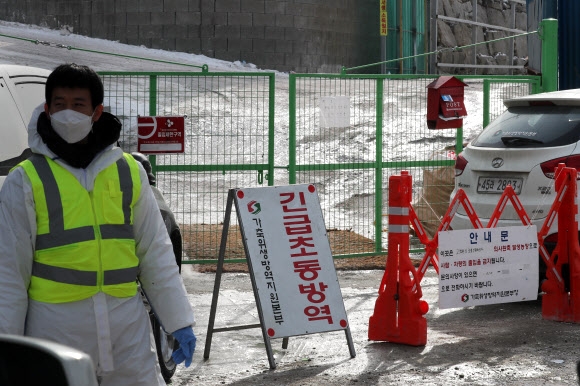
[0,0,381,73]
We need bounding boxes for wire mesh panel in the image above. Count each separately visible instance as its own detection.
[98,70,539,265]
[291,76,381,257]
[381,77,447,246]
[100,72,275,265]
[289,74,541,258]
[484,79,540,126]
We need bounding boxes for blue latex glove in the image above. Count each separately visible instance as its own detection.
[171,326,196,367]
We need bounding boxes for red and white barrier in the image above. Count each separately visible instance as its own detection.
[368,164,580,346]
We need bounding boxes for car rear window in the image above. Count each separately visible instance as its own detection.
[471,106,580,148]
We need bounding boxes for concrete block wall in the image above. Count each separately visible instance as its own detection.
[0,0,381,73]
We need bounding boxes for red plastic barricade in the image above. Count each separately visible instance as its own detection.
[369,165,580,346]
[540,165,580,322]
[368,172,429,346]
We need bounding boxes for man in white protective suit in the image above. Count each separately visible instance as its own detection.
[0,63,196,385]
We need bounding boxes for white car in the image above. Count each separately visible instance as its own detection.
[451,88,580,279]
[0,64,50,189]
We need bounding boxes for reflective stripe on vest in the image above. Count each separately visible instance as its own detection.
[31,155,135,250]
[31,262,139,286]
[20,153,141,303]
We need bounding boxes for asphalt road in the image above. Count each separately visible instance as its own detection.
[177,266,580,386]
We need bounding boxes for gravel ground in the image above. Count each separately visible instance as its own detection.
[174,266,580,386]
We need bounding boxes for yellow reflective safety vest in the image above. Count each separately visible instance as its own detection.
[19,153,142,303]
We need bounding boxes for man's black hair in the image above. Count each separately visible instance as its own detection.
[45,63,104,109]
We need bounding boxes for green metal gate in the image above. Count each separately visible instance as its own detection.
[99,71,275,264]
[93,19,557,266]
[288,73,541,258]
[97,72,541,265]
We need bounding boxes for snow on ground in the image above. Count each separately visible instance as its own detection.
[0,20,279,74]
[0,19,497,244]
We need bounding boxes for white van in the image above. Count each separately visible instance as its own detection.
[0,64,50,188]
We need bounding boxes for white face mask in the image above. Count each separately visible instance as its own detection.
[50,109,95,144]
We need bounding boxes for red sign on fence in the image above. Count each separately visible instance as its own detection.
[137,116,185,154]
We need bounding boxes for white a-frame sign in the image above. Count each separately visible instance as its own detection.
[203,184,355,369]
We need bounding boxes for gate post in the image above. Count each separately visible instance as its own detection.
[368,171,429,345]
[540,18,558,93]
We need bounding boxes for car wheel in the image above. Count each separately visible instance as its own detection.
[150,312,178,382]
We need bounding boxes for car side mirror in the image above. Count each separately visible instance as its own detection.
[0,334,98,386]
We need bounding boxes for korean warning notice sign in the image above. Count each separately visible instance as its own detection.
[137,116,185,154]
[438,226,538,309]
[235,184,349,338]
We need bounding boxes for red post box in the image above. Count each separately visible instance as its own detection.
[426,76,468,130]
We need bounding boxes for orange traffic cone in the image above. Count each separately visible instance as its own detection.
[368,172,429,346]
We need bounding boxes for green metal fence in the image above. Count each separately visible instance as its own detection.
[99,71,275,264]
[95,19,557,266]
[97,72,541,265]
[288,74,541,257]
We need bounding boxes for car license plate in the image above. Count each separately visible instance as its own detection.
[477,177,523,194]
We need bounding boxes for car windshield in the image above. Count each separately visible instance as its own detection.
[472,105,580,148]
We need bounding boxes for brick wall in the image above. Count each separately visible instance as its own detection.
[0,0,380,73]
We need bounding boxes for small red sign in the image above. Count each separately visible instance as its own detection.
[137,116,185,154]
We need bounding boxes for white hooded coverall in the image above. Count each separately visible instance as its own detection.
[0,106,195,385]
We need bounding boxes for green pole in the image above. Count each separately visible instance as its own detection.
[289,75,297,185]
[268,74,275,186]
[540,18,558,93]
[483,79,490,128]
[456,126,463,156]
[454,76,465,156]
[148,75,158,176]
[375,78,384,253]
